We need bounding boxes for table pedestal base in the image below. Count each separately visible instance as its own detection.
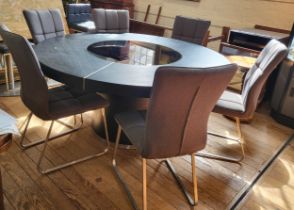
[93,94,149,147]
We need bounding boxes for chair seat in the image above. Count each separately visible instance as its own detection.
[115,111,146,152]
[0,43,9,54]
[48,86,109,120]
[69,21,96,32]
[213,90,245,116]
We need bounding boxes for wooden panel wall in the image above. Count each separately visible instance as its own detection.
[0,0,65,38]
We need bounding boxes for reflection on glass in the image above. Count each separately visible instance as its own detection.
[87,40,181,65]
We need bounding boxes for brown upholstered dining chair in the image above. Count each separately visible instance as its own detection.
[112,64,237,210]
[23,9,65,44]
[197,39,288,163]
[0,25,110,174]
[172,16,211,46]
[92,8,130,33]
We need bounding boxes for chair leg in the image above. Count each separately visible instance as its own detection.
[101,109,110,149]
[5,53,14,90]
[164,159,197,206]
[191,154,198,204]
[2,54,9,90]
[112,126,140,210]
[20,113,83,149]
[37,108,110,174]
[142,158,147,210]
[197,117,245,163]
[37,120,55,173]
[112,129,198,209]
[19,112,32,131]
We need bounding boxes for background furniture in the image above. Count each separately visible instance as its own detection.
[92,8,129,33]
[0,27,110,174]
[23,9,66,44]
[112,64,237,210]
[172,16,211,45]
[89,0,134,18]
[219,25,290,57]
[271,23,294,129]
[226,55,257,92]
[198,39,288,163]
[228,27,289,51]
[271,58,294,129]
[66,3,95,32]
[33,33,230,145]
[0,43,13,90]
[130,19,165,36]
[89,1,166,36]
[0,25,18,96]
[218,25,291,98]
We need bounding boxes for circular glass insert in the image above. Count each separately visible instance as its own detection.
[87,40,182,66]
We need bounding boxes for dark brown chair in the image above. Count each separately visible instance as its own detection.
[112,65,237,210]
[0,25,110,174]
[198,39,288,163]
[172,16,211,45]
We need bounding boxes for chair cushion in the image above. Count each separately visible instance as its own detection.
[0,43,9,54]
[48,86,109,120]
[213,90,245,117]
[115,111,146,152]
[69,21,96,32]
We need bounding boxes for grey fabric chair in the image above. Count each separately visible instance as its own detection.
[66,3,95,32]
[172,16,211,45]
[112,65,237,210]
[198,39,288,163]
[92,8,129,33]
[23,9,65,44]
[0,26,110,174]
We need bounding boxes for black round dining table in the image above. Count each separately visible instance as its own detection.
[34,33,230,146]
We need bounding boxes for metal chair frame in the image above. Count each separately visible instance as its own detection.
[112,126,198,210]
[197,117,245,163]
[20,109,110,174]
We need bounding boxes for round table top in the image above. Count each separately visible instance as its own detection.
[34,33,230,97]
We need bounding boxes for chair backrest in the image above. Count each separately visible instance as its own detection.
[172,16,211,45]
[241,39,288,118]
[23,9,65,44]
[0,25,49,117]
[66,3,92,25]
[142,64,237,159]
[92,8,129,33]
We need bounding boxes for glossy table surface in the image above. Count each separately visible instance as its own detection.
[34,33,230,97]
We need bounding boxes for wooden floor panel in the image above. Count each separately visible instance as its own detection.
[0,97,293,210]
[240,143,294,210]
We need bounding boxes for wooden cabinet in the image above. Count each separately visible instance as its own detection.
[89,0,134,18]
